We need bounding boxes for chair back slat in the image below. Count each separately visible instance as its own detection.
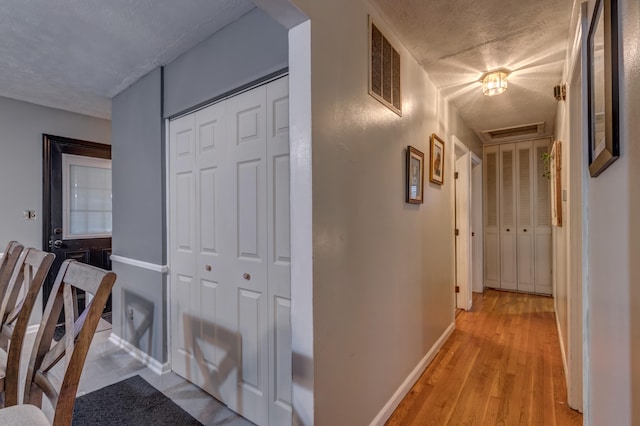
[22,259,116,426]
[1,248,54,406]
[0,242,23,304]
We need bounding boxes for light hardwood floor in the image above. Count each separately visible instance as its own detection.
[387,289,583,425]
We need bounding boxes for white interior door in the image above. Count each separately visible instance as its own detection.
[169,77,291,426]
[455,151,472,310]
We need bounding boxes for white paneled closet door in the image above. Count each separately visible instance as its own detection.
[265,77,293,425]
[483,146,500,288]
[516,142,534,293]
[169,76,291,426]
[499,144,517,290]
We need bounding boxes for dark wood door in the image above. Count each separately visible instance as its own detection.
[42,134,112,315]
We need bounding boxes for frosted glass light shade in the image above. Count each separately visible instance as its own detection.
[482,71,509,96]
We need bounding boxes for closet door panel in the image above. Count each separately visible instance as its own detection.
[499,144,516,290]
[483,146,500,288]
[534,139,552,294]
[516,143,534,293]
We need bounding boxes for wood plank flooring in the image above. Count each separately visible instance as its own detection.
[386,289,583,426]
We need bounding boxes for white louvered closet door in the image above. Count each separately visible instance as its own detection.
[483,139,552,295]
[516,142,535,293]
[499,144,517,290]
[483,146,500,288]
[534,140,552,294]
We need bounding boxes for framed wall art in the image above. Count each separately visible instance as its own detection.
[551,140,563,226]
[429,134,445,185]
[406,146,424,204]
[587,0,619,177]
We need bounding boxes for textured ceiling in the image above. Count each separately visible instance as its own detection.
[1,0,573,135]
[371,0,573,142]
[0,0,254,119]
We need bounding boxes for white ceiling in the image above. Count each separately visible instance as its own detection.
[0,0,254,119]
[371,0,573,142]
[1,0,573,140]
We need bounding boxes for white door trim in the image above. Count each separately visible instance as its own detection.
[453,136,472,311]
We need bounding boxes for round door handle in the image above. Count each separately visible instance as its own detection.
[205,265,212,271]
[506,229,510,232]
[53,240,63,249]
[243,273,251,281]
[524,229,527,232]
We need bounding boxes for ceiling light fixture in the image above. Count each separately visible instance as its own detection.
[481,69,510,96]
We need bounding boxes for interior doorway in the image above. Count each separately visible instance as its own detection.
[454,136,483,311]
[42,134,112,318]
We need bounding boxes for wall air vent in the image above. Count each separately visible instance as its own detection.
[479,122,546,144]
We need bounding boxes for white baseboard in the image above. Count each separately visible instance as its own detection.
[369,322,456,426]
[109,333,170,375]
[555,310,569,394]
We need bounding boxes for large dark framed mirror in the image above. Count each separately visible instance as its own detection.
[587,0,619,177]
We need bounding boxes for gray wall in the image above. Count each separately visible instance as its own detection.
[112,68,165,264]
[0,96,110,325]
[163,7,288,118]
[111,68,166,362]
[110,9,288,364]
[0,97,111,250]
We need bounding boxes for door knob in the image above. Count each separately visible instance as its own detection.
[205,265,212,271]
[243,273,251,281]
[52,240,63,249]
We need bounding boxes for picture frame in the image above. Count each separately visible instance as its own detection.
[587,0,619,177]
[406,146,424,204]
[550,141,562,226]
[429,134,445,185]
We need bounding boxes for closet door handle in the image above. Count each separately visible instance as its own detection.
[524,229,527,232]
[506,228,510,232]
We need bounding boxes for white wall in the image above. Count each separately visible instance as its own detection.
[0,96,111,249]
[583,0,640,423]
[288,0,479,423]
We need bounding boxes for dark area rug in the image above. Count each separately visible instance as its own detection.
[72,375,204,425]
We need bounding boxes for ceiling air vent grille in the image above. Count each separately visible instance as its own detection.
[480,122,545,143]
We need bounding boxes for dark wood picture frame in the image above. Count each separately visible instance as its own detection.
[587,0,619,177]
[429,134,445,185]
[406,146,424,204]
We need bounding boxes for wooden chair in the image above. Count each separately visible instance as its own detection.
[0,260,116,425]
[0,242,24,303]
[0,248,55,406]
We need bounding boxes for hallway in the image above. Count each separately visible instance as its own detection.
[386,290,583,425]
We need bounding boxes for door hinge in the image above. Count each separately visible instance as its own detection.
[454,172,459,179]
[455,229,459,236]
[455,285,460,293]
